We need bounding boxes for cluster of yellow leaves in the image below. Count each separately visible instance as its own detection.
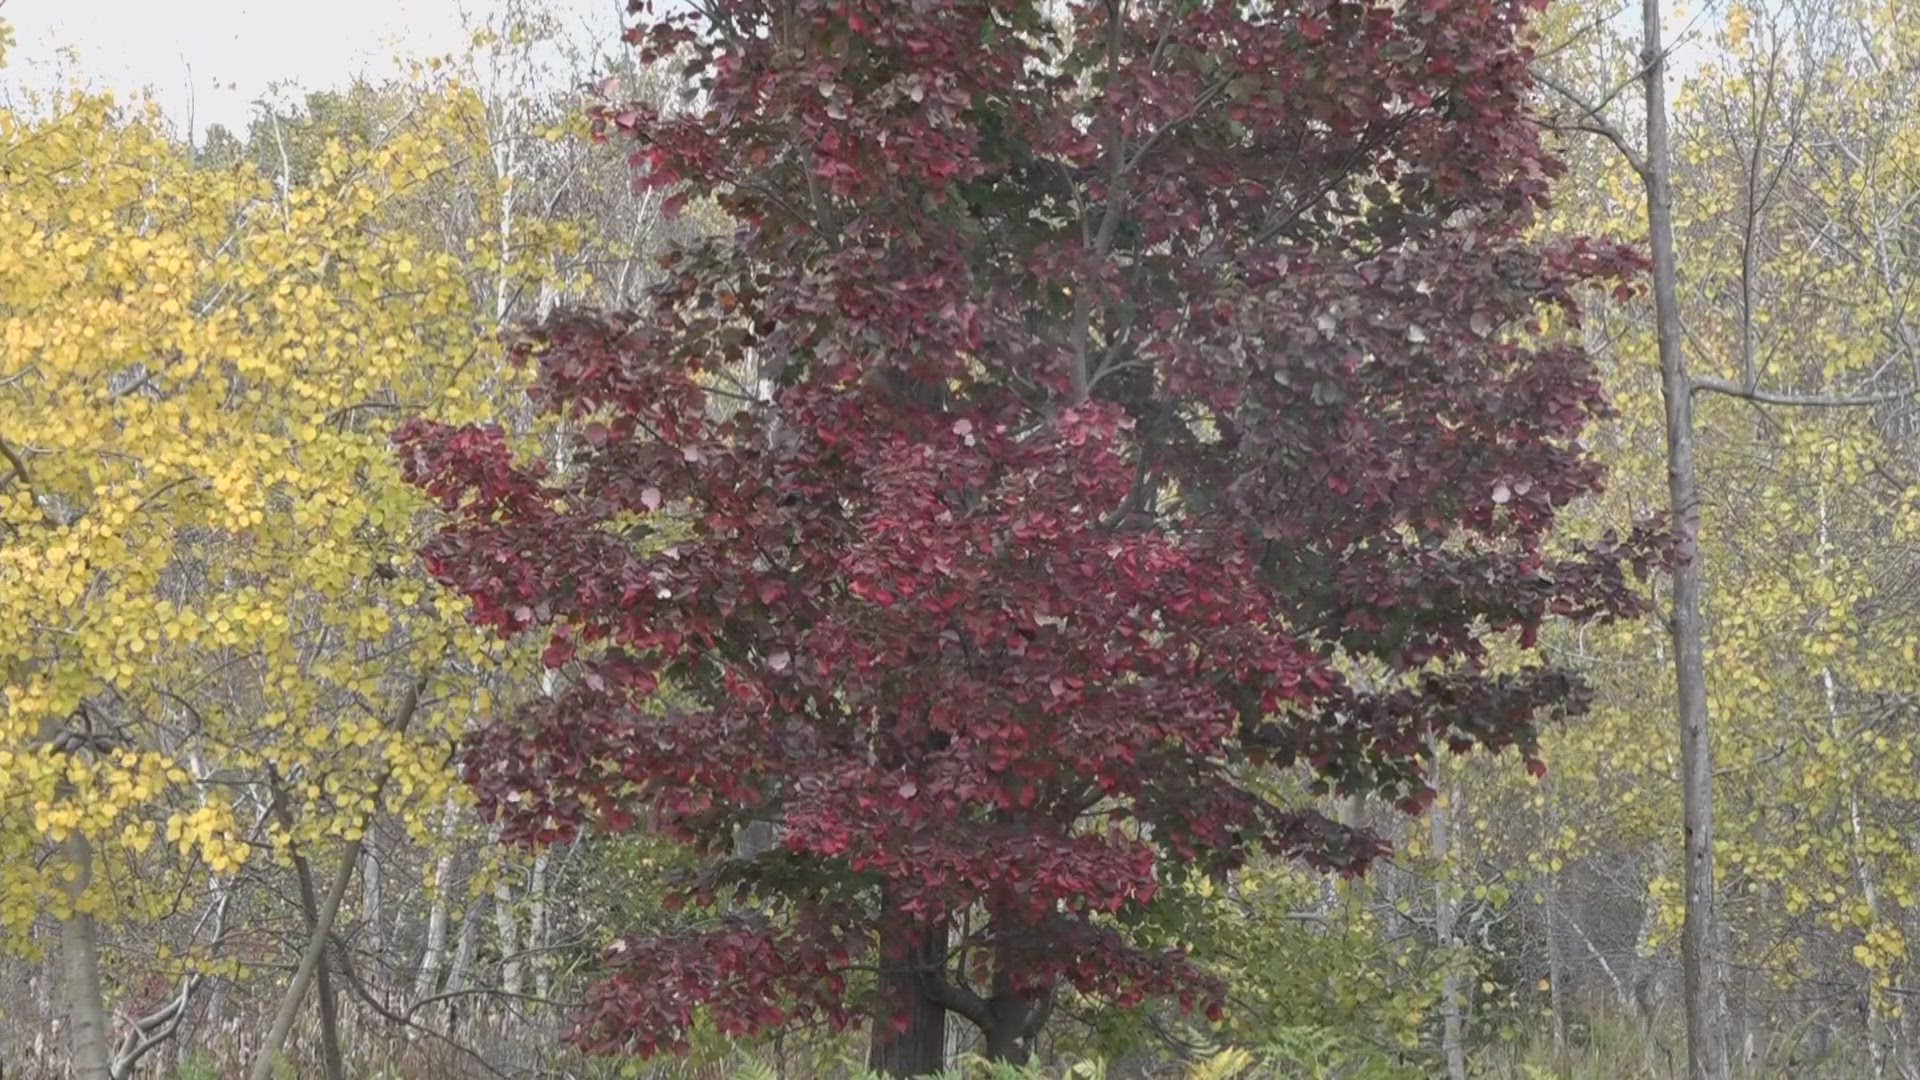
[165,802,248,875]
[0,78,576,944]
[19,749,184,844]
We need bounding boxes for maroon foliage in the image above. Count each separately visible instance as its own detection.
[398,0,1648,1070]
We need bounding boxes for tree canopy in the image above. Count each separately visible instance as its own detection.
[399,0,1653,1071]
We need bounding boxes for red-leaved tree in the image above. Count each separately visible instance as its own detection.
[397,0,1653,1073]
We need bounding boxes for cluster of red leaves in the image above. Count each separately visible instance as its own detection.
[575,912,863,1056]
[398,0,1654,1059]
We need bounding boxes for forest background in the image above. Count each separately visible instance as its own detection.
[5,0,1920,1077]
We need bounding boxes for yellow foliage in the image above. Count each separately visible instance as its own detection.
[1186,1048,1258,1080]
[1521,0,1920,1003]
[0,80,572,944]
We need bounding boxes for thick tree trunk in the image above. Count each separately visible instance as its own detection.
[867,906,948,1078]
[1818,486,1913,1078]
[980,978,1049,1067]
[1641,0,1731,1075]
[60,830,113,1080]
[983,1013,1036,1065]
[414,862,454,998]
[1541,780,1567,1059]
[313,929,346,1079]
[977,931,1054,1068]
[448,892,480,994]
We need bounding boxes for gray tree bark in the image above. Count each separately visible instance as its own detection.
[250,678,424,1080]
[1543,832,1568,1058]
[1640,0,1732,1074]
[528,848,552,1000]
[445,889,482,1028]
[493,876,522,998]
[362,832,386,966]
[60,830,114,1080]
[248,839,362,1080]
[412,801,461,1001]
[1432,758,1469,1080]
[290,850,348,1080]
[412,862,452,1000]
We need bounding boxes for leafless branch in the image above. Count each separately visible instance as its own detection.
[1692,376,1913,408]
[1536,71,1649,176]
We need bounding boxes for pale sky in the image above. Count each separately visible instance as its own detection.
[2,0,629,138]
[3,0,1713,143]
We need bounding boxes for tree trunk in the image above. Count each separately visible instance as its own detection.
[252,674,425,1080]
[362,833,386,969]
[980,976,1049,1067]
[1818,482,1912,1078]
[1544,861,1568,1059]
[444,890,482,1031]
[59,830,113,1080]
[413,799,462,1001]
[529,847,552,1000]
[1640,0,1731,1074]
[249,839,362,1080]
[291,851,348,1080]
[983,1010,1037,1065]
[867,905,948,1078]
[314,928,347,1080]
[1433,770,1469,1080]
[494,875,522,998]
[414,861,454,998]
[977,929,1055,1068]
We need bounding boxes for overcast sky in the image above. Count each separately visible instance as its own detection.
[3,0,628,137]
[4,1,1713,143]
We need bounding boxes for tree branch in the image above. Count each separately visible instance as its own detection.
[0,431,35,494]
[1120,72,1234,177]
[247,674,430,1080]
[1691,377,1912,408]
[1535,71,1649,177]
[921,963,990,1029]
[403,984,565,1023]
[111,978,198,1080]
[328,947,516,1080]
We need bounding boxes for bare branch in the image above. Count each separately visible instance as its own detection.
[1692,376,1913,408]
[111,978,199,1080]
[0,431,35,498]
[1535,71,1649,176]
